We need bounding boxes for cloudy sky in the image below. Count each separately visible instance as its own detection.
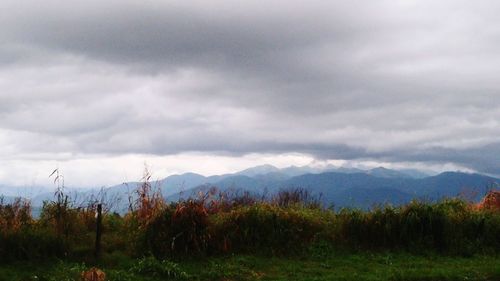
[1,0,499,187]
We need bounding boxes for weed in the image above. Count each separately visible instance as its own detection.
[130,257,189,280]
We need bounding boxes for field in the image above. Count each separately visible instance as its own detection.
[1,253,500,281]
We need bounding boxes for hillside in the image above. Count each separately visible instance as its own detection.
[170,170,498,210]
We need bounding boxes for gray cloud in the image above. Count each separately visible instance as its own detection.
[0,0,500,178]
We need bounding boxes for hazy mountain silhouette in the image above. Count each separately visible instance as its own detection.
[1,165,497,212]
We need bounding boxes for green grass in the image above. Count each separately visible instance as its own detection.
[0,253,499,281]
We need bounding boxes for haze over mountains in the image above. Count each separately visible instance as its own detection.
[1,165,498,213]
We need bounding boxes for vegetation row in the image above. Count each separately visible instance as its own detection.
[0,174,499,263]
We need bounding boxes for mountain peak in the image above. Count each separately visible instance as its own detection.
[367,167,410,178]
[236,164,280,177]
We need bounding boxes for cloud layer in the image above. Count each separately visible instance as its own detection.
[1,0,499,185]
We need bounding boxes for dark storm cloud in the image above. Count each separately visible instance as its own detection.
[1,0,500,175]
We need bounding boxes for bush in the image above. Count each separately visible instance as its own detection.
[130,257,189,279]
[0,228,65,261]
[399,201,446,252]
[0,198,66,261]
[318,199,500,255]
[145,200,211,258]
[211,203,329,254]
[272,188,322,209]
[0,197,33,233]
[38,201,81,238]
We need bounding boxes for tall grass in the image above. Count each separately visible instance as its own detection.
[1,177,499,262]
[328,198,500,255]
[0,197,65,261]
[139,189,500,258]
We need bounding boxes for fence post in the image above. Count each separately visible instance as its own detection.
[94,203,102,259]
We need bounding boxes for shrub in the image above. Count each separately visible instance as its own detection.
[272,188,322,209]
[145,200,211,258]
[324,199,500,254]
[0,228,65,261]
[0,198,66,261]
[211,203,329,254]
[480,211,500,253]
[130,257,189,279]
[0,197,33,233]
[399,201,447,252]
[337,208,366,249]
[39,201,81,238]
[206,189,258,214]
[134,168,165,227]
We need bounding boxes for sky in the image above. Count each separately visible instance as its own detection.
[1,0,499,187]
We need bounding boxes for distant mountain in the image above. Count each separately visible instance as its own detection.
[236,164,281,177]
[400,172,498,200]
[31,189,83,207]
[170,174,278,201]
[332,167,365,174]
[332,187,414,209]
[0,184,50,198]
[280,165,320,177]
[0,185,17,197]
[170,171,499,210]
[0,195,19,204]
[158,173,208,196]
[1,164,496,213]
[367,167,412,178]
[398,169,433,179]
[277,165,429,179]
[252,172,290,182]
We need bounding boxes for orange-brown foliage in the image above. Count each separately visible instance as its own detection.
[81,267,106,281]
[477,190,500,211]
[0,197,32,233]
[135,168,165,227]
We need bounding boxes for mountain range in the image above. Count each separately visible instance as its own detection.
[0,165,498,213]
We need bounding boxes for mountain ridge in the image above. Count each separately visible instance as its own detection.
[1,165,497,212]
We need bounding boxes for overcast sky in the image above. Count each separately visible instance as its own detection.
[1,0,499,187]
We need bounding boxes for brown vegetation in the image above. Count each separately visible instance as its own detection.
[477,190,500,211]
[135,168,164,227]
[0,197,32,233]
[81,267,106,281]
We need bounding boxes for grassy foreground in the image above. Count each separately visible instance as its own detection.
[0,253,499,281]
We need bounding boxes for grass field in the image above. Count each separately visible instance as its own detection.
[1,253,499,281]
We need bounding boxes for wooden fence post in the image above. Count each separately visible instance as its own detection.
[94,203,102,259]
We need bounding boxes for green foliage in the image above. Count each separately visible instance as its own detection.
[324,199,500,255]
[212,203,330,254]
[3,254,500,281]
[2,188,500,263]
[106,269,136,281]
[0,228,65,262]
[130,257,189,280]
[0,197,33,232]
[0,198,66,261]
[39,201,81,238]
[272,188,322,208]
[145,200,211,258]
